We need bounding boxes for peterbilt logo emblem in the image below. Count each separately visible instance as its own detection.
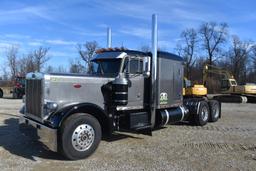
[160,92,168,105]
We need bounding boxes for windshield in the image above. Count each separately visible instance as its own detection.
[230,80,237,86]
[93,59,121,77]
[183,79,192,88]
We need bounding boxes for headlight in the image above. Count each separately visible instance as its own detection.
[43,101,58,120]
[46,102,58,110]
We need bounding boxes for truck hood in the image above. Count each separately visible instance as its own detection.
[44,73,113,109]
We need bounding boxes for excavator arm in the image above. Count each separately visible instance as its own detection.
[202,64,256,103]
[203,64,235,86]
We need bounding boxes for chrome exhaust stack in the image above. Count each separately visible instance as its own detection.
[150,14,158,128]
[107,27,112,48]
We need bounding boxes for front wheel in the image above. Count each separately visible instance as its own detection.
[60,113,102,160]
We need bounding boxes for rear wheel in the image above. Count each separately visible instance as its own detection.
[13,92,18,99]
[0,90,3,98]
[209,100,220,122]
[60,113,102,160]
[194,101,209,126]
[17,93,23,99]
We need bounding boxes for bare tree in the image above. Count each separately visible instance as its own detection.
[44,65,54,73]
[56,66,67,73]
[199,22,228,65]
[5,46,50,78]
[17,53,36,75]
[249,45,256,81]
[15,47,50,76]
[26,53,37,73]
[69,58,86,73]
[140,45,150,52]
[32,47,50,72]
[253,47,256,68]
[44,65,68,73]
[1,65,9,80]
[77,41,98,73]
[17,55,30,76]
[176,28,198,79]
[227,35,252,83]
[199,22,228,93]
[6,46,19,80]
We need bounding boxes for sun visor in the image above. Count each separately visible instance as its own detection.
[91,52,127,61]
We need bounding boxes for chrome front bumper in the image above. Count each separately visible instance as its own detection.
[19,115,58,152]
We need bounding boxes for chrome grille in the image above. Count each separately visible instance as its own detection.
[25,79,43,119]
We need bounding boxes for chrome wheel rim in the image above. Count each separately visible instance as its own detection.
[72,124,95,151]
[201,106,209,122]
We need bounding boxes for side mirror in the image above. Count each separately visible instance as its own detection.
[185,80,192,88]
[143,57,151,78]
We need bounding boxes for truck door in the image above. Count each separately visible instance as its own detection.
[123,57,145,108]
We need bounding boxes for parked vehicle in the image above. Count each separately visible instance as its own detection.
[12,76,25,99]
[0,76,25,99]
[19,15,221,160]
[0,80,10,98]
[203,64,256,103]
[183,77,207,97]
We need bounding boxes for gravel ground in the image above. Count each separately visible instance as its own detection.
[0,98,255,171]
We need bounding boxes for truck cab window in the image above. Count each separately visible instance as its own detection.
[221,80,230,90]
[230,80,237,86]
[123,58,143,74]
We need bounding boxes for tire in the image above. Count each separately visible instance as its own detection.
[17,93,23,99]
[13,92,18,99]
[0,90,3,98]
[208,100,220,122]
[59,113,102,160]
[194,101,209,126]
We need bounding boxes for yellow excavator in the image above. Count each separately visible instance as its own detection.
[183,77,207,97]
[203,64,256,103]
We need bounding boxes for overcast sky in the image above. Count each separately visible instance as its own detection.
[0,0,255,70]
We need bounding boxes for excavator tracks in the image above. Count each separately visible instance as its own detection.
[213,95,247,103]
[212,94,256,103]
[245,95,256,103]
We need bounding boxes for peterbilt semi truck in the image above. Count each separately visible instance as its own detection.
[19,15,221,160]
[19,49,221,159]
